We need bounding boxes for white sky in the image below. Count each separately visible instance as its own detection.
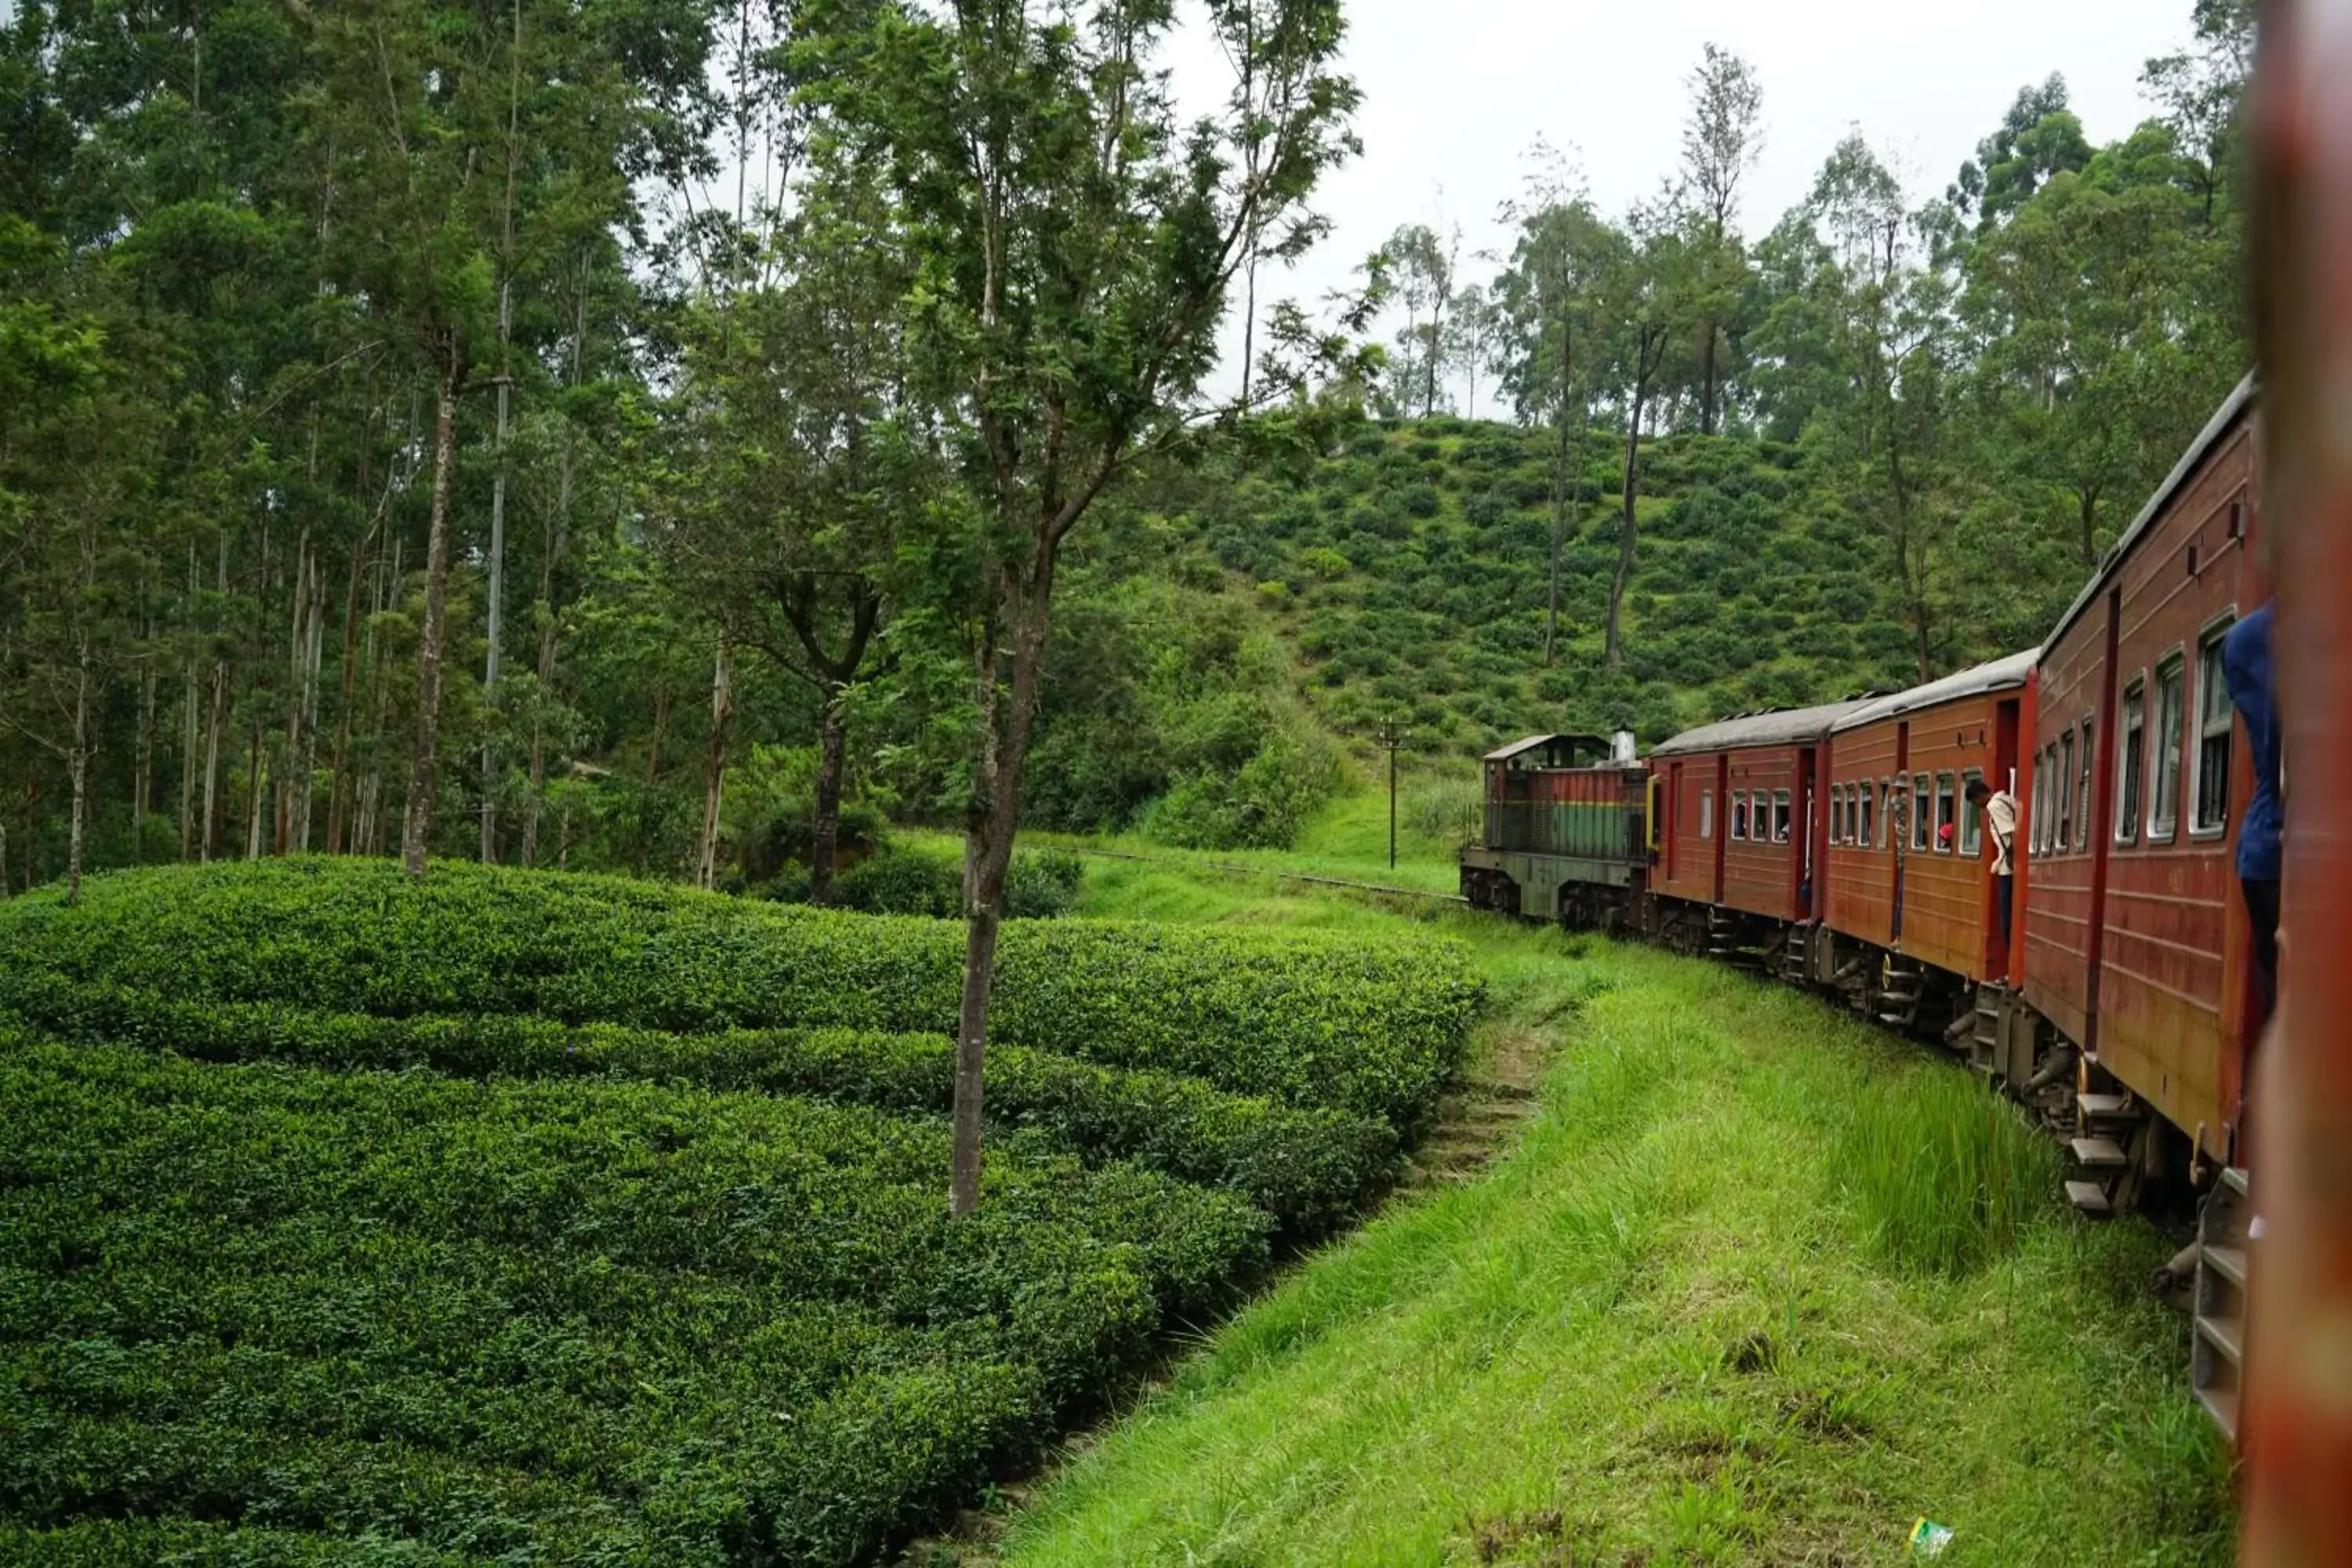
[1209,0,2206,408]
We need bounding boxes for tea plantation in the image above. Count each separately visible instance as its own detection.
[0,860,1484,1564]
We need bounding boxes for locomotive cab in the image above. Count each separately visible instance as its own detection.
[1460,733,1650,927]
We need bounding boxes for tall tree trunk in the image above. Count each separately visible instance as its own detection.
[245,722,267,861]
[1700,321,1720,437]
[523,272,586,869]
[134,637,156,862]
[179,539,199,860]
[326,530,369,853]
[1545,408,1567,669]
[481,288,512,864]
[401,354,460,880]
[201,662,227,862]
[950,561,1057,1216]
[961,608,1001,913]
[811,687,850,905]
[695,637,731,890]
[66,612,91,907]
[2078,487,2100,567]
[1606,379,1649,672]
[481,0,521,865]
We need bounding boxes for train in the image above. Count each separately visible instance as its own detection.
[1461,375,2269,1439]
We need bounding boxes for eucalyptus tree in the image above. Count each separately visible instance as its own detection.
[1599,210,1684,672]
[1493,158,1614,666]
[807,0,1359,1213]
[655,154,942,902]
[289,0,714,879]
[1677,42,1762,434]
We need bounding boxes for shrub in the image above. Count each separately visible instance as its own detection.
[0,860,1483,1130]
[0,1040,1267,1564]
[0,976,1399,1238]
[829,843,1083,920]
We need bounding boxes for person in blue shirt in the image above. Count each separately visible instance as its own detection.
[2223,601,2282,1021]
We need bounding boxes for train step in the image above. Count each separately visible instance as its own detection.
[2075,1091,2137,1126]
[2064,1179,2114,1217]
[2192,1165,2252,1444]
[2069,1136,2130,1170]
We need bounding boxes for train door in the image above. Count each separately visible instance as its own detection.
[1989,695,2022,977]
[1711,755,1730,903]
[1796,747,1817,918]
[1667,762,1683,883]
[1891,723,1912,942]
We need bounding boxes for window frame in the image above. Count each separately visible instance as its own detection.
[2190,615,2238,838]
[2116,673,2146,846]
[1859,782,1875,849]
[1910,773,1932,852]
[2031,748,2050,855]
[1731,789,1749,841]
[2077,719,2096,851]
[1960,768,1984,857]
[1882,779,1897,854]
[1772,789,1793,845]
[2151,650,2187,841]
[2059,728,2078,854]
[1699,788,1714,841]
[1934,771,1957,854]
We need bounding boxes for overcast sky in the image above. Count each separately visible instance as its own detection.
[1207,0,2205,408]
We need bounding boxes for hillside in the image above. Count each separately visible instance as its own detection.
[1082,416,2032,759]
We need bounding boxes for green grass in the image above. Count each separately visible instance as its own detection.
[985,862,2235,1567]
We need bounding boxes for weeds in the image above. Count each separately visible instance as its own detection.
[1840,1064,2061,1277]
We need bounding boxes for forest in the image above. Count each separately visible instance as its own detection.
[0,0,2254,898]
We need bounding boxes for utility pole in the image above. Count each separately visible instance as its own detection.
[1376,720,1408,869]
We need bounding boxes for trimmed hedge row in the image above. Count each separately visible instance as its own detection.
[0,1040,1268,1565]
[0,859,1485,1128]
[0,975,1400,1237]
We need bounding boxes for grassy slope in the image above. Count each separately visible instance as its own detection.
[985,793,2234,1568]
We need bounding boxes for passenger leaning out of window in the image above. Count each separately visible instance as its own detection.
[2223,601,2281,1024]
[1965,779,2020,946]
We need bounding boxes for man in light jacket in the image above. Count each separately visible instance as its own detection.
[1966,778,2020,946]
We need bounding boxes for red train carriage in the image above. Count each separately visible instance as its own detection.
[1817,652,2034,1036]
[1643,699,1870,955]
[2020,376,2266,1184]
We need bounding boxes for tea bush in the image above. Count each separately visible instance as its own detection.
[0,860,1483,1130]
[0,975,1399,1237]
[0,1040,1267,1565]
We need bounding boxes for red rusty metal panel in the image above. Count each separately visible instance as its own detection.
[1721,746,1802,923]
[2095,418,2263,1153]
[1658,755,1719,906]
[1825,723,1900,949]
[2025,612,2106,1048]
[1897,697,2005,981]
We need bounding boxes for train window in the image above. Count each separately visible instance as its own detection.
[1935,773,1956,852]
[2031,750,2048,854]
[2117,677,2146,845]
[1773,790,1792,844]
[2152,653,2186,839]
[2192,622,2235,835]
[1731,791,1748,840]
[1960,768,1984,856]
[1882,779,1897,851]
[1842,786,1857,844]
[1911,775,1931,852]
[1700,789,1715,840]
[2063,730,2082,852]
[1859,783,1874,848]
[2077,720,2096,850]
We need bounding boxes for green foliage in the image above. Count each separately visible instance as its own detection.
[0,858,1483,1131]
[1840,1065,2063,1277]
[826,842,1084,920]
[0,975,1396,1239]
[0,1037,1262,1564]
